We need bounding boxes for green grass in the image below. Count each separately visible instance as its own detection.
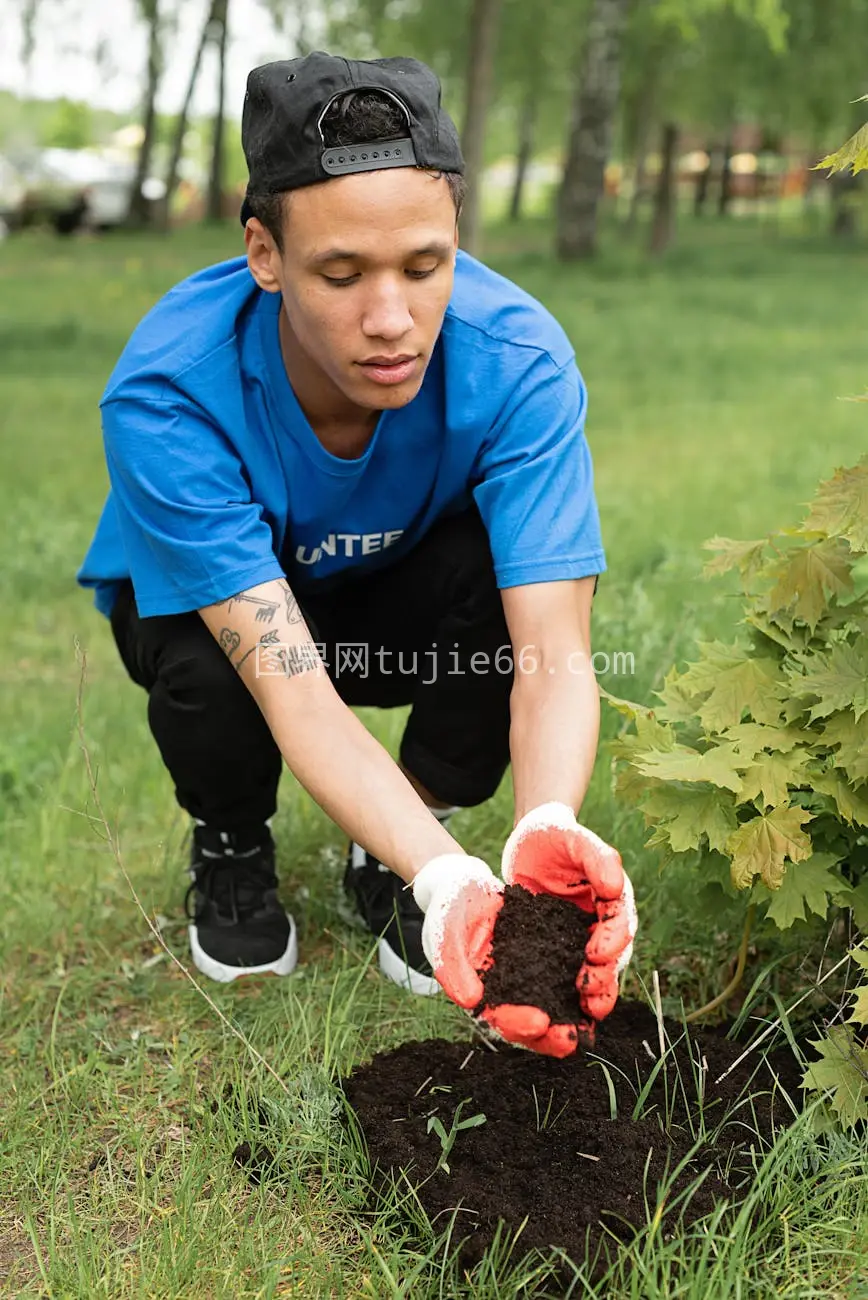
[2,214,867,1296]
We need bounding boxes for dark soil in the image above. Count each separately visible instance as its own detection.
[342,1001,804,1276]
[478,885,592,1024]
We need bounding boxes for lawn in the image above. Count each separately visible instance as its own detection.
[1,215,867,1296]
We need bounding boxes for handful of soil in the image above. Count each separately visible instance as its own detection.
[476,884,593,1025]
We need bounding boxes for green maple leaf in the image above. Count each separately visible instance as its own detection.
[601,690,677,753]
[636,743,744,794]
[818,129,868,180]
[676,642,751,695]
[812,772,868,827]
[744,609,806,654]
[766,540,854,631]
[701,536,768,580]
[741,749,810,810]
[721,722,803,759]
[821,711,868,786]
[787,643,868,723]
[801,1027,868,1127]
[850,986,868,1027]
[641,784,738,854]
[726,804,813,890]
[802,455,868,552]
[849,884,868,931]
[764,852,842,928]
[653,665,704,724]
[673,643,787,731]
[695,655,788,732]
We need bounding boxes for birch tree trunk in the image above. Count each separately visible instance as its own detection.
[508,85,537,221]
[556,0,631,260]
[206,0,229,222]
[127,0,162,226]
[459,0,502,258]
[164,0,217,223]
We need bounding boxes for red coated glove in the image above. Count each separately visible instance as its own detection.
[492,801,637,1054]
[411,855,504,1008]
[411,806,635,1060]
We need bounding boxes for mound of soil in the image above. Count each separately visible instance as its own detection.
[342,1002,803,1274]
[477,884,592,1025]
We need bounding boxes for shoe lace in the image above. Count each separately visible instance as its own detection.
[185,837,277,926]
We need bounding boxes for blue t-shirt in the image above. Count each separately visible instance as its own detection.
[77,251,606,618]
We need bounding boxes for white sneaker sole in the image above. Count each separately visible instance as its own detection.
[378,936,441,997]
[189,916,298,984]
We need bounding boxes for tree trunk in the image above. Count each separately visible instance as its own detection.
[718,139,734,216]
[693,145,713,216]
[206,0,229,222]
[459,0,503,258]
[625,111,653,233]
[127,0,162,226]
[557,0,631,261]
[508,86,537,221]
[830,170,860,238]
[624,50,659,235]
[649,121,678,254]
[164,0,217,224]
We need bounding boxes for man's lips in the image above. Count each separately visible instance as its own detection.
[356,354,419,386]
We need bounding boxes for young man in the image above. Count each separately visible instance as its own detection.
[77,52,635,1056]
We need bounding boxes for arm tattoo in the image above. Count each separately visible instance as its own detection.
[219,625,320,680]
[219,628,241,658]
[278,579,304,625]
[236,627,279,672]
[213,583,311,675]
[216,592,280,623]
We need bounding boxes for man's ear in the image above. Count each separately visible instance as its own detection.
[245,219,282,294]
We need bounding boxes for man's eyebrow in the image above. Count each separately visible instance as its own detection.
[308,242,454,268]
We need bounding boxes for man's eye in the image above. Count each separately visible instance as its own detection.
[322,273,359,287]
[406,266,437,280]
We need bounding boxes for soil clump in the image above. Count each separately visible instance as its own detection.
[477,885,592,1024]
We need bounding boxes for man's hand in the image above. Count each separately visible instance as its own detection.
[411,812,636,1060]
[411,856,504,1008]
[502,801,637,1029]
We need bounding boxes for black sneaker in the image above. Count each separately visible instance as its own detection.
[185,824,297,983]
[343,842,440,996]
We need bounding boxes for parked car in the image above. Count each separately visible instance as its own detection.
[2,147,166,234]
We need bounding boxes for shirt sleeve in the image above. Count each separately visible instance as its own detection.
[471,353,606,588]
[102,393,285,617]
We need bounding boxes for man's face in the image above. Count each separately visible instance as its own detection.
[246,168,459,413]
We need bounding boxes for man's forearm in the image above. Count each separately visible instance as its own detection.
[508,659,601,824]
[200,579,459,883]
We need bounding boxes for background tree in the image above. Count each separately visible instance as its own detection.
[206,0,230,222]
[494,0,582,222]
[557,0,632,260]
[164,0,218,222]
[459,0,502,255]
[43,98,93,150]
[127,0,164,226]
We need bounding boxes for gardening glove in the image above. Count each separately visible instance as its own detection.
[497,801,637,1044]
[411,854,596,1059]
[411,854,504,1009]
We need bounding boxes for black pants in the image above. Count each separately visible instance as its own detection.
[109,506,514,831]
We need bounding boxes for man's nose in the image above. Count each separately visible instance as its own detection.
[361,279,413,340]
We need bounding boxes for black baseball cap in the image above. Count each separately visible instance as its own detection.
[240,51,465,226]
